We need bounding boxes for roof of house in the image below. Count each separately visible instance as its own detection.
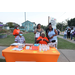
[22,20,36,24]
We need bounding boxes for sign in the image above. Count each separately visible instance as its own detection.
[48,16,57,29]
[35,32,40,38]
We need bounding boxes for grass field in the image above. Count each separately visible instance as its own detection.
[57,38,75,49]
[0,32,35,46]
[0,32,75,49]
[0,32,75,62]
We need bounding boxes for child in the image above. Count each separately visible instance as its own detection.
[63,29,67,39]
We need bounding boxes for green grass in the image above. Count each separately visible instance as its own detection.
[57,37,75,50]
[0,32,75,50]
[0,34,15,46]
[0,32,75,61]
[0,59,6,62]
[0,32,35,46]
[59,34,64,37]
[24,32,35,44]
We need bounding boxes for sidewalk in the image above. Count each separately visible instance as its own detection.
[58,49,75,62]
[0,46,8,59]
[0,46,75,62]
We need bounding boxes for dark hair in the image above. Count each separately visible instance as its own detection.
[37,24,41,29]
[15,25,18,29]
[48,23,52,26]
[71,27,73,30]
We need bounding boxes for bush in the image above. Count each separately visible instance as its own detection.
[10,28,14,33]
[0,34,6,35]
[21,30,25,32]
[0,29,8,33]
[28,30,33,32]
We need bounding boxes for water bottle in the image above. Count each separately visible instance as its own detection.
[47,45,49,50]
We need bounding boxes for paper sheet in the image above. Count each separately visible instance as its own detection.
[11,43,21,46]
[12,48,23,51]
[35,32,40,38]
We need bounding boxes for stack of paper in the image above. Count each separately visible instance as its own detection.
[11,43,21,46]
[26,46,30,50]
[12,48,23,51]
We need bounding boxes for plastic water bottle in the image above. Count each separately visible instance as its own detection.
[47,45,49,50]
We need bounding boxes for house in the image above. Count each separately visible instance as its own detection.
[2,24,10,30]
[22,20,36,32]
[0,22,3,29]
[66,26,75,30]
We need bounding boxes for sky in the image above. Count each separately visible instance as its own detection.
[0,12,75,26]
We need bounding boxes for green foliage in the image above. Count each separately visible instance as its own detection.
[68,18,75,26]
[41,25,48,31]
[0,34,6,35]
[0,29,8,33]
[56,23,67,31]
[28,30,33,32]
[6,22,20,28]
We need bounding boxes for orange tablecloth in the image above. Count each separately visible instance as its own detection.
[2,46,60,62]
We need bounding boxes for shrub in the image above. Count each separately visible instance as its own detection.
[28,30,33,32]
[0,29,8,33]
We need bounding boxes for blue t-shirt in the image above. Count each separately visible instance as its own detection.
[48,28,57,42]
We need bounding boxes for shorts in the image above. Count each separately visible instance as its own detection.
[51,40,56,43]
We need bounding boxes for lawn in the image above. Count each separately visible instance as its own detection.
[0,32,35,46]
[57,37,75,49]
[59,34,64,37]
[0,32,75,62]
[0,32,75,49]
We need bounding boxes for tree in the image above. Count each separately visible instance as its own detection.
[67,18,75,26]
[41,25,48,31]
[6,22,20,28]
[0,22,3,24]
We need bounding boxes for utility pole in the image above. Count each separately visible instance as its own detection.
[25,12,26,22]
[48,16,50,24]
[24,12,26,32]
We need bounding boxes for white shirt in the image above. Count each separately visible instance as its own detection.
[64,30,67,34]
[71,30,74,34]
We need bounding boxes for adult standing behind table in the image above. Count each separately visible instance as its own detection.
[15,31,25,43]
[13,25,20,38]
[34,24,44,43]
[46,25,50,39]
[47,23,58,48]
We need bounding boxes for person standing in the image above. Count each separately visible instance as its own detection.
[67,28,71,39]
[47,23,58,48]
[63,29,67,39]
[13,25,20,38]
[73,29,75,41]
[70,27,74,40]
[57,29,60,35]
[45,24,50,39]
[34,24,44,43]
